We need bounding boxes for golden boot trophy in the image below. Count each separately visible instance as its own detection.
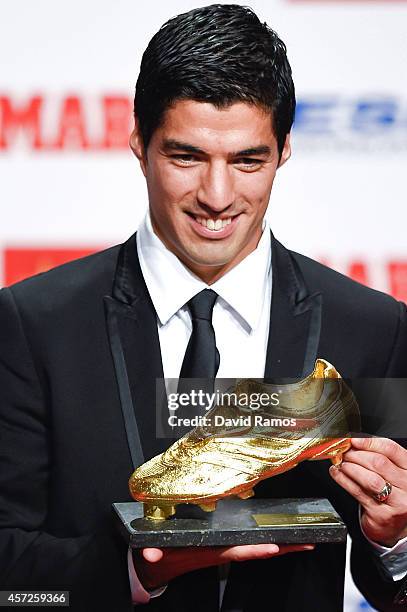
[129,359,360,520]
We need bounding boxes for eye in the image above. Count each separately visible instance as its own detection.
[235,157,264,170]
[171,154,199,165]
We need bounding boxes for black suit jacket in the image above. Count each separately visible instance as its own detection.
[0,232,406,612]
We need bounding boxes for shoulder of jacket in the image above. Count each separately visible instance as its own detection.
[3,243,122,314]
[285,249,405,339]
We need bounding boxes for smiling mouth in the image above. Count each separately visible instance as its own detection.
[187,213,235,232]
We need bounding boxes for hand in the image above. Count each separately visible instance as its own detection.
[329,437,407,547]
[133,543,315,590]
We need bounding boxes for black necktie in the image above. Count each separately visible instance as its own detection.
[175,290,220,431]
[179,289,220,382]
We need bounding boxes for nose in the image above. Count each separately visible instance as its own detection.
[197,161,235,212]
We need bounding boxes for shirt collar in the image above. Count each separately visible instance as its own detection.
[136,211,271,331]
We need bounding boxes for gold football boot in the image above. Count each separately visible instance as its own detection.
[129,359,360,519]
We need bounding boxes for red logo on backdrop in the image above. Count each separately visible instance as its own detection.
[4,248,100,286]
[388,262,407,302]
[0,95,132,150]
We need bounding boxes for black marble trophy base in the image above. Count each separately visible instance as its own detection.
[113,498,346,548]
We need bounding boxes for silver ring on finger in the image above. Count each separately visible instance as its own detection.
[372,481,392,503]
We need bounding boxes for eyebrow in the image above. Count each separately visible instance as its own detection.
[162,139,272,157]
[235,145,271,157]
[162,139,205,154]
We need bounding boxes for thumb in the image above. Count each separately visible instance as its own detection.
[142,548,164,563]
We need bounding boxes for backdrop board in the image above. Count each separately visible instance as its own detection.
[1,1,406,609]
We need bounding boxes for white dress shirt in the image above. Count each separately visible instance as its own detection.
[128,211,407,604]
[137,212,272,381]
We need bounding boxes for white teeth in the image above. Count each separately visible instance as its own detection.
[195,216,233,231]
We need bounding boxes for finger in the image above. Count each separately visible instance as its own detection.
[339,459,400,499]
[141,543,315,567]
[329,464,376,508]
[342,449,404,488]
[217,543,314,563]
[350,437,407,469]
[142,548,164,562]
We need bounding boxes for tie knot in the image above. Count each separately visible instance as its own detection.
[188,289,218,321]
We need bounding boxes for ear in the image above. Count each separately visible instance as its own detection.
[129,116,147,176]
[277,132,291,168]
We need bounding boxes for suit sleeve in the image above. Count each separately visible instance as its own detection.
[350,300,407,610]
[0,287,132,611]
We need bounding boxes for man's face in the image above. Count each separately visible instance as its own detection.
[130,100,291,283]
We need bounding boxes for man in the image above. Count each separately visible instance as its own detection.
[1,4,407,611]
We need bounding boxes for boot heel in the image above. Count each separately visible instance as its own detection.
[309,439,351,466]
[143,503,176,520]
[237,488,255,500]
[326,448,345,466]
[199,501,217,512]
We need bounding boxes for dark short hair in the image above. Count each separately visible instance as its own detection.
[134,4,295,157]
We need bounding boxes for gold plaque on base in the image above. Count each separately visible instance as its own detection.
[252,512,342,527]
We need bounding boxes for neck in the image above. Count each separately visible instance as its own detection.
[177,250,255,285]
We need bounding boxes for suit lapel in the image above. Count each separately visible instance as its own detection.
[264,235,323,380]
[104,233,171,470]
